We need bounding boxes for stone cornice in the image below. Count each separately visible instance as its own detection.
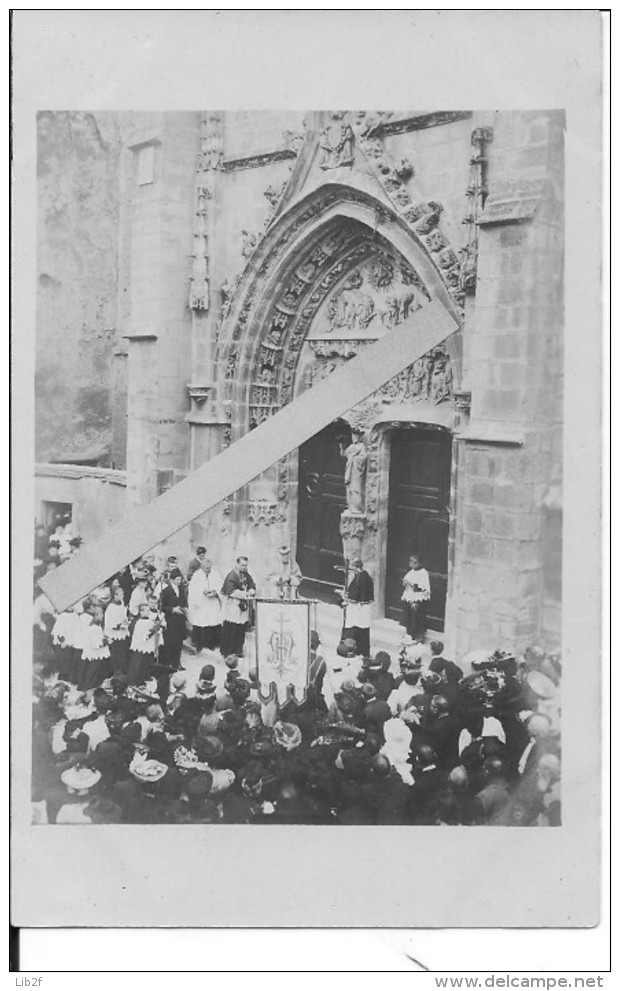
[370,111,473,137]
[35,463,127,484]
[457,421,525,445]
[221,148,298,172]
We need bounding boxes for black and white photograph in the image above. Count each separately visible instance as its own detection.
[12,11,604,939]
[28,104,567,830]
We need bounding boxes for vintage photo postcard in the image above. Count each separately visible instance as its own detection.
[11,11,604,930]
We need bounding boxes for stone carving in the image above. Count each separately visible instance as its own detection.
[404,200,444,234]
[395,157,414,181]
[426,229,448,253]
[343,431,368,514]
[198,113,224,171]
[340,512,366,539]
[281,274,308,309]
[189,181,212,310]
[364,428,381,531]
[400,266,431,298]
[453,389,472,415]
[379,291,419,328]
[264,182,286,210]
[220,274,241,319]
[247,500,285,526]
[249,404,279,429]
[354,110,394,136]
[326,270,376,333]
[428,351,453,403]
[225,345,239,380]
[187,384,212,407]
[252,384,277,406]
[277,458,289,501]
[281,128,305,154]
[189,232,209,310]
[344,349,454,405]
[459,126,493,296]
[310,339,373,359]
[438,247,459,271]
[367,257,395,291]
[241,229,259,259]
[319,114,355,170]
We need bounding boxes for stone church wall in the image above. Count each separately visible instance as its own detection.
[36,112,122,466]
[35,109,564,655]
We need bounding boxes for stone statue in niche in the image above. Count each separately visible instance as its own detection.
[343,429,368,514]
[319,115,355,170]
[429,351,453,403]
[411,356,432,398]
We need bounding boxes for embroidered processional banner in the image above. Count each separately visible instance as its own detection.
[255,599,310,705]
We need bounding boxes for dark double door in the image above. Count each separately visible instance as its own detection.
[296,422,347,600]
[296,422,452,624]
[385,428,452,630]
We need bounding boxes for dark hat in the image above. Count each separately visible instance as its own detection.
[169,568,183,580]
[231,678,251,696]
[196,683,217,701]
[199,664,215,681]
[196,546,207,555]
[249,735,277,758]
[374,650,391,668]
[340,749,370,780]
[84,796,122,824]
[371,754,391,777]
[241,762,264,786]
[197,735,224,760]
[361,683,377,700]
[184,771,214,798]
[336,638,358,658]
[120,722,142,745]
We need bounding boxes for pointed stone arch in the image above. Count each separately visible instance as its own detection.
[217,181,464,444]
[213,182,464,583]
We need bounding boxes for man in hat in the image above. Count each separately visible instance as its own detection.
[428,640,463,685]
[358,683,392,741]
[332,637,364,690]
[339,557,373,658]
[359,652,395,701]
[416,694,463,771]
[220,556,256,658]
[267,545,303,600]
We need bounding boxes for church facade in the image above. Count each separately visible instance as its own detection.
[35,109,564,657]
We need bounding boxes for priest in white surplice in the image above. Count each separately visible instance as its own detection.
[188,559,223,652]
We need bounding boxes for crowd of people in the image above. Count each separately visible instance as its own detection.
[31,525,562,827]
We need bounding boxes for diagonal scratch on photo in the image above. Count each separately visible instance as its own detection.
[32,109,563,827]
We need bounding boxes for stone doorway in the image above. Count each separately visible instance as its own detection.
[385,426,452,630]
[296,419,351,602]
